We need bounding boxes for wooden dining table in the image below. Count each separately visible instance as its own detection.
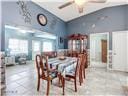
[48,57,77,77]
[48,57,78,95]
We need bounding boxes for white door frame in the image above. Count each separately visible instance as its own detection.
[89,32,109,68]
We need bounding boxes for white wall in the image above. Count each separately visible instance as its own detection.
[90,34,107,62]
[127,32,128,72]
[127,32,128,86]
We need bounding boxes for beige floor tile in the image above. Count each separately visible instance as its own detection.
[5,62,128,96]
[6,82,21,89]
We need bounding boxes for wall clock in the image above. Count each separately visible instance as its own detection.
[37,14,47,26]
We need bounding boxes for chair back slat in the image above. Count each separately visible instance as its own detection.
[35,55,49,79]
[75,54,83,76]
[82,53,87,68]
[42,55,50,77]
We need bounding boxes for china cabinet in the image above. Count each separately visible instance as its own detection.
[68,34,88,57]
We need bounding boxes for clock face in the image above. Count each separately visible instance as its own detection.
[37,14,47,26]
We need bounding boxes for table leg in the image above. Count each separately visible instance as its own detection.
[61,76,65,95]
[58,73,62,87]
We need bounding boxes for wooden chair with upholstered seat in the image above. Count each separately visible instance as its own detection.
[63,54,83,93]
[81,53,88,81]
[83,53,87,79]
[78,53,88,85]
[35,55,58,95]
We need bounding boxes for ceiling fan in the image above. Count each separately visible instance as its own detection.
[58,0,106,13]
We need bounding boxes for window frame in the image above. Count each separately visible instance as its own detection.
[8,38,28,55]
[42,41,54,52]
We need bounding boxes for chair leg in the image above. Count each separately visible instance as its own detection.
[51,80,52,84]
[79,68,83,86]
[83,68,85,79]
[81,70,83,83]
[80,68,83,83]
[62,77,65,95]
[46,81,50,96]
[58,74,62,87]
[37,78,40,91]
[74,78,77,92]
[59,78,61,85]
[79,72,82,86]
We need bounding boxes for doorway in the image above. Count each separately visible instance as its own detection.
[112,31,128,72]
[101,40,107,63]
[32,41,41,60]
[90,32,109,68]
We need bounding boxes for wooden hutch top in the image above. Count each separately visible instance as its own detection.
[68,34,88,40]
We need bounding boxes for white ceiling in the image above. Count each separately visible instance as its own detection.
[32,0,127,22]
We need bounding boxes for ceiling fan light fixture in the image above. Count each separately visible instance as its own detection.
[77,5,84,13]
[75,0,86,6]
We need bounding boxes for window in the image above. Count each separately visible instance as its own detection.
[43,41,53,52]
[33,42,40,52]
[9,39,28,55]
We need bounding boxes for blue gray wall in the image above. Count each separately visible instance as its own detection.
[0,1,1,52]
[67,5,128,49]
[126,5,128,30]
[1,1,127,51]
[1,1,67,51]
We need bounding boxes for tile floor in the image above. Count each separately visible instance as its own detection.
[2,61,128,96]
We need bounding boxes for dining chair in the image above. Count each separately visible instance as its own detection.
[63,54,83,92]
[84,51,88,69]
[79,54,85,85]
[79,53,87,85]
[35,55,58,95]
[81,52,88,80]
[82,53,87,79]
[42,51,57,58]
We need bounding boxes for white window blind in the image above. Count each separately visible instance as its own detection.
[33,42,40,52]
[43,41,53,52]
[9,39,28,55]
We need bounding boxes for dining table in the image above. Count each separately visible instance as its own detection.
[48,56,78,95]
[48,57,78,77]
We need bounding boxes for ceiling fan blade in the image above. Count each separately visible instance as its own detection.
[89,0,106,3]
[58,1,75,9]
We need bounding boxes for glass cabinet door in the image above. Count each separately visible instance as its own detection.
[68,38,87,54]
[68,40,72,50]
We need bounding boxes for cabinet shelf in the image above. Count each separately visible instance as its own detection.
[68,34,88,57]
